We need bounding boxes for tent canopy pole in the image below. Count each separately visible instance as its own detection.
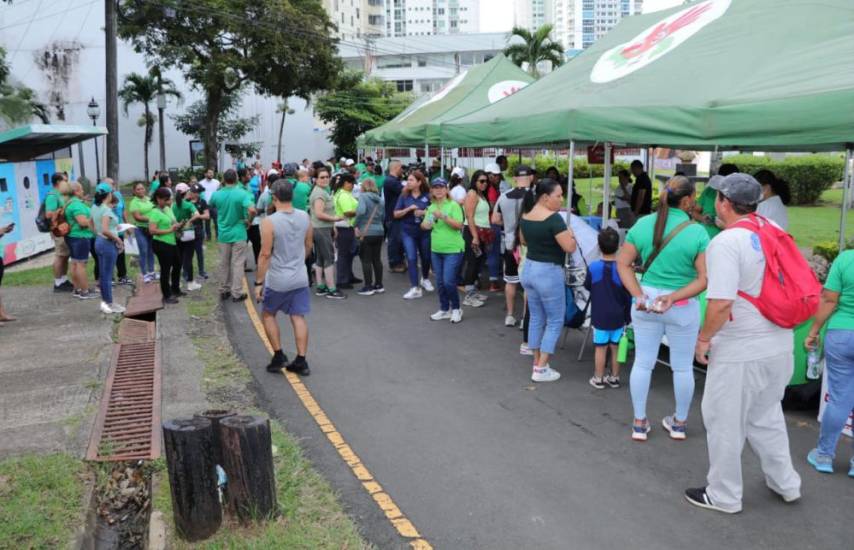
[568,141,575,213]
[839,148,852,251]
[603,143,612,225]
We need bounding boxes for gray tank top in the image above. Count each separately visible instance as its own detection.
[265,209,310,293]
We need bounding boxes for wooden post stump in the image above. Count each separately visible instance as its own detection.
[194,409,236,466]
[219,415,278,522]
[162,417,222,541]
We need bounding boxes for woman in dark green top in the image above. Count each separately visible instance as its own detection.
[519,178,577,384]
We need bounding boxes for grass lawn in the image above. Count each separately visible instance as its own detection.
[0,454,88,549]
[4,251,142,287]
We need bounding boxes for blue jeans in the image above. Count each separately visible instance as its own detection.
[194,235,205,275]
[95,237,118,303]
[401,227,431,288]
[386,219,404,268]
[817,329,854,458]
[520,260,565,355]
[137,228,155,275]
[431,252,463,310]
[486,223,501,281]
[630,285,700,422]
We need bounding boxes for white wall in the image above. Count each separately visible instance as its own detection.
[0,0,333,182]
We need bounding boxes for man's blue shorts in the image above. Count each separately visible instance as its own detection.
[262,286,310,316]
[593,327,624,346]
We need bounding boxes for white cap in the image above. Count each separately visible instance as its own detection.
[451,167,466,179]
[345,159,355,166]
[340,157,347,163]
[174,183,190,193]
[267,169,279,177]
[485,163,502,175]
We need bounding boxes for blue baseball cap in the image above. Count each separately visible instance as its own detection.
[430,177,448,187]
[95,182,113,194]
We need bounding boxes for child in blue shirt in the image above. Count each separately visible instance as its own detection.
[584,228,631,389]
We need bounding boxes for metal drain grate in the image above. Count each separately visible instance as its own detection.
[117,318,155,344]
[125,279,163,318]
[86,342,162,461]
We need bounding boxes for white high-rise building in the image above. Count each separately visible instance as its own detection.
[553,0,643,52]
[513,0,555,33]
[385,0,480,38]
[322,0,364,40]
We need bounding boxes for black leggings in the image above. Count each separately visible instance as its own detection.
[152,240,181,299]
[248,224,261,267]
[177,238,195,282]
[336,227,356,286]
[462,229,488,287]
[359,235,384,288]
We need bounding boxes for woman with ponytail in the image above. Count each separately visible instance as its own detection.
[617,176,710,442]
[518,178,576,383]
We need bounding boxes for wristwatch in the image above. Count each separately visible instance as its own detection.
[254,281,264,287]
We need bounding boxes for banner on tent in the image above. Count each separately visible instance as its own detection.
[588,145,615,164]
[819,369,854,438]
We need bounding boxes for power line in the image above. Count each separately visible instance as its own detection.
[0,0,99,32]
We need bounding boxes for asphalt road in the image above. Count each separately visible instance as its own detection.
[224,262,851,550]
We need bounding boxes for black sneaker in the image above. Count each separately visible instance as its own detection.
[220,291,231,300]
[117,277,134,286]
[231,293,248,302]
[314,286,329,296]
[54,280,74,293]
[325,289,346,300]
[373,284,385,294]
[285,359,310,376]
[266,354,288,373]
[684,488,738,514]
[164,296,180,305]
[199,272,209,280]
[357,286,375,296]
[173,289,187,297]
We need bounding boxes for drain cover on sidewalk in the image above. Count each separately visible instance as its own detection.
[86,342,162,461]
[117,319,155,344]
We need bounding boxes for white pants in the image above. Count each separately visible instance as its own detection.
[702,351,802,512]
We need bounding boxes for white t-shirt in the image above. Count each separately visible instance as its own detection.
[199,178,220,202]
[614,183,633,209]
[757,195,789,231]
[449,185,467,204]
[705,227,792,362]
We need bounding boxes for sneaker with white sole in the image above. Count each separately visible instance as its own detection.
[589,376,606,389]
[684,487,739,514]
[632,419,651,441]
[473,292,488,302]
[450,309,463,323]
[531,365,561,383]
[110,303,126,314]
[187,281,202,291]
[100,302,114,314]
[430,310,452,321]
[420,278,434,292]
[462,294,484,307]
[662,415,687,440]
[403,287,423,300]
[504,315,516,327]
[806,448,833,474]
[605,375,621,388]
[519,343,533,356]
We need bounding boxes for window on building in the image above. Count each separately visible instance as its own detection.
[395,80,413,92]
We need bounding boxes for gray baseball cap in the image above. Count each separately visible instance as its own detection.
[719,173,762,205]
[706,174,725,191]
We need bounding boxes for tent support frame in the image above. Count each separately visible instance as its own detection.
[840,148,852,251]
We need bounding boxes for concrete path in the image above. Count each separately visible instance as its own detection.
[225,265,851,550]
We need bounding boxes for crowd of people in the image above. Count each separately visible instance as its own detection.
[2,153,851,513]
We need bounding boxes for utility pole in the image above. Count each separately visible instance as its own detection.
[157,71,167,171]
[105,0,119,180]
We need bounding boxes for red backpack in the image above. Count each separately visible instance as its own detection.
[729,214,820,328]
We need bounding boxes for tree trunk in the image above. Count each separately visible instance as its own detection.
[276,109,286,163]
[143,105,151,182]
[219,415,277,523]
[162,417,222,541]
[194,409,236,467]
[203,89,223,171]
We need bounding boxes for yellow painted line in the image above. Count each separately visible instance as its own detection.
[242,280,432,549]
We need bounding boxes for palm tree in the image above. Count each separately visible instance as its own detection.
[119,72,159,181]
[149,66,182,171]
[503,24,565,78]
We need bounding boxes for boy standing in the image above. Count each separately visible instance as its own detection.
[584,228,631,389]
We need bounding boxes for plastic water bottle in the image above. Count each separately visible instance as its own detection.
[806,348,822,380]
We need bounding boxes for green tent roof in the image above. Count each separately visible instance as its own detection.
[359,53,534,147]
[440,0,854,151]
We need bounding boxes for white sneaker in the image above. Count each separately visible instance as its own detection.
[504,315,516,327]
[110,303,126,314]
[403,287,423,300]
[450,309,463,323]
[519,343,533,356]
[474,292,488,302]
[187,281,202,291]
[100,301,113,315]
[420,278,434,292]
[430,310,452,321]
[462,295,484,307]
[532,365,561,383]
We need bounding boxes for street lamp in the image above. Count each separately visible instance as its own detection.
[87,97,101,183]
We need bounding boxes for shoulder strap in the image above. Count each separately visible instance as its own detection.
[359,202,381,241]
[641,219,693,274]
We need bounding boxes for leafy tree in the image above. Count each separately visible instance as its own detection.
[0,46,47,125]
[315,73,412,158]
[172,96,261,163]
[504,25,564,78]
[118,71,180,181]
[118,0,341,169]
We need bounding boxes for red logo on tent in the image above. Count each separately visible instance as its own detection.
[621,3,712,60]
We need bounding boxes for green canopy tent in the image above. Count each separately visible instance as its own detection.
[439,0,854,245]
[358,53,534,148]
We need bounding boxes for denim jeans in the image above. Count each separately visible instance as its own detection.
[431,252,463,310]
[386,219,404,268]
[630,285,700,422]
[401,227,431,288]
[520,260,565,355]
[486,223,502,281]
[817,329,854,458]
[336,227,356,286]
[137,228,156,275]
[95,237,118,303]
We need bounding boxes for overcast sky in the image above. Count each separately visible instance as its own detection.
[480,0,684,33]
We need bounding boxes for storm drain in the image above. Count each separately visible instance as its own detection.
[86,342,162,461]
[124,278,164,319]
[117,318,155,344]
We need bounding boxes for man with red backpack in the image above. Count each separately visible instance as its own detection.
[687,173,815,514]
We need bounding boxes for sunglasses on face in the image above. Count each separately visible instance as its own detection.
[477,178,487,183]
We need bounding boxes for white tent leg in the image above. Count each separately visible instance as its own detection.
[568,141,575,212]
[441,146,445,178]
[839,148,852,251]
[603,143,612,226]
[649,147,657,193]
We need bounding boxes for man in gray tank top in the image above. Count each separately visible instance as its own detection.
[254,180,314,376]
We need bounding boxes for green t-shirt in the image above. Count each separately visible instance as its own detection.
[172,199,197,224]
[293,181,312,212]
[309,186,334,228]
[626,208,710,291]
[45,189,65,213]
[90,204,118,238]
[128,196,154,228]
[209,185,253,243]
[697,187,721,239]
[150,180,161,194]
[427,200,464,254]
[519,213,568,266]
[149,207,177,245]
[64,197,94,239]
[334,189,358,227]
[824,249,854,330]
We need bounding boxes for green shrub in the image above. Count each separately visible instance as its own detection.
[506,153,630,180]
[722,154,844,205]
[812,239,854,263]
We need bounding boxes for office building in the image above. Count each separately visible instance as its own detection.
[385,0,480,38]
[553,0,643,52]
[513,0,554,32]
